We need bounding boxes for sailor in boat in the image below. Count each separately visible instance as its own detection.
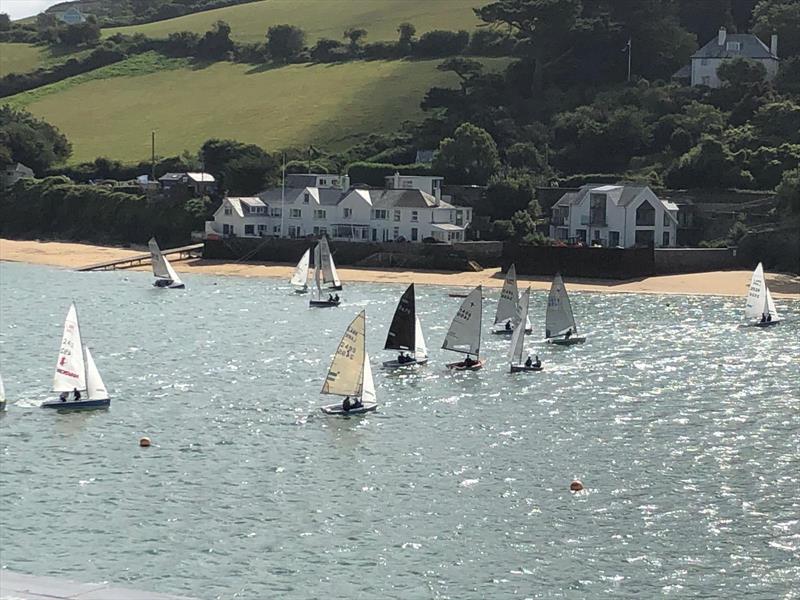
[505,320,512,332]
[767,313,772,322]
[342,396,351,412]
[59,391,68,402]
[73,388,81,401]
[463,356,476,368]
[761,313,766,323]
[334,293,340,303]
[565,328,572,340]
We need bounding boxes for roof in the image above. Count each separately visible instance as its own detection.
[158,172,215,183]
[431,223,466,231]
[285,174,322,188]
[370,189,450,209]
[552,184,660,209]
[692,33,777,60]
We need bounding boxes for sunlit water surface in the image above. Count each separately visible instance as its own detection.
[0,262,798,599]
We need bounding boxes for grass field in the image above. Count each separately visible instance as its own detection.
[11,55,506,163]
[103,0,483,44]
[0,43,45,76]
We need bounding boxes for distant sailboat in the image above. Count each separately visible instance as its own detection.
[41,303,110,410]
[0,373,6,411]
[319,310,377,415]
[290,248,310,294]
[319,237,342,291]
[309,242,340,307]
[545,273,585,345]
[443,285,484,370]
[509,288,542,373]
[149,237,185,289]
[382,283,428,368]
[746,262,780,327]
[492,264,532,335]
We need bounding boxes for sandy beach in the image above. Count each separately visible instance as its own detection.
[2,238,798,298]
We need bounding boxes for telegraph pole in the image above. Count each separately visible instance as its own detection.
[151,131,156,182]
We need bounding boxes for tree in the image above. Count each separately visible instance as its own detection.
[482,172,541,219]
[57,20,101,47]
[665,135,752,189]
[437,57,484,92]
[200,138,277,192]
[397,22,416,54]
[717,57,767,87]
[311,38,347,62]
[774,56,800,95]
[475,0,581,92]
[197,20,234,60]
[0,107,71,173]
[343,27,367,55]
[752,101,800,144]
[266,24,305,63]
[677,0,733,45]
[413,29,469,57]
[753,0,800,59]
[776,167,800,213]
[433,122,500,184]
[0,13,11,31]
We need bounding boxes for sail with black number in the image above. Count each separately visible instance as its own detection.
[442,285,483,357]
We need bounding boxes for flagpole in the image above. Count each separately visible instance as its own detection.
[280,152,285,238]
[627,37,632,83]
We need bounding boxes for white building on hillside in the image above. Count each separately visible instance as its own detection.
[205,173,472,243]
[687,27,779,88]
[550,184,678,248]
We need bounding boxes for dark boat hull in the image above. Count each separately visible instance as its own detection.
[41,398,110,411]
[320,402,377,416]
[447,359,484,371]
[382,357,429,368]
[754,320,779,327]
[327,285,343,291]
[491,328,532,336]
[510,364,543,373]
[548,337,586,346]
[309,299,340,308]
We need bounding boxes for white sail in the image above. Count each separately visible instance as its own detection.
[0,373,5,403]
[361,351,376,404]
[322,310,366,397]
[494,264,519,325]
[164,255,183,287]
[319,237,341,287]
[545,273,578,338]
[84,347,109,401]
[53,303,86,392]
[442,285,482,356]
[312,244,323,301]
[745,263,767,320]
[766,288,779,321]
[509,288,531,365]
[515,290,533,331]
[291,249,310,287]
[414,316,428,358]
[148,238,171,279]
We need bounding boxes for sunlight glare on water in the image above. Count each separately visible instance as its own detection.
[0,262,798,599]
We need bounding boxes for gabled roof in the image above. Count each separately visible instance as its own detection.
[158,172,215,183]
[370,189,450,209]
[552,184,671,210]
[692,33,777,60]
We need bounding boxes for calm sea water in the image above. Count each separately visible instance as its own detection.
[0,262,798,599]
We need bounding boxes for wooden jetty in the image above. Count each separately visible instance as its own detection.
[0,570,197,600]
[76,243,203,272]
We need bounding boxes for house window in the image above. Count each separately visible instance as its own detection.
[636,202,655,226]
[224,207,232,215]
[270,207,281,217]
[393,227,400,239]
[662,231,670,247]
[290,208,302,218]
[343,207,352,219]
[273,225,281,234]
[411,210,418,222]
[319,179,327,186]
[371,228,377,241]
[455,210,463,226]
[371,209,388,220]
[258,224,268,233]
[609,231,620,247]
[726,41,741,51]
[244,224,255,236]
[589,193,606,225]
[223,224,233,235]
[303,192,310,203]
[663,212,670,227]
[288,225,299,238]
[701,75,711,86]
[314,209,326,219]
[635,230,655,246]
[401,179,413,188]
[575,229,587,244]
[394,209,401,222]
[411,227,418,241]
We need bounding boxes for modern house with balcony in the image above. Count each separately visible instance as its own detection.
[204,173,472,242]
[550,184,678,248]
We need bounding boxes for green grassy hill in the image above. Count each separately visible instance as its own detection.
[103,0,482,44]
[8,52,506,163]
[0,43,45,76]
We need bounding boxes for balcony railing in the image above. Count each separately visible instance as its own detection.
[580,214,607,226]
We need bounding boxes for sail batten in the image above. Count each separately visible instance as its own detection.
[442,285,483,356]
[53,303,86,392]
[509,288,531,365]
[322,311,367,397]
[545,273,578,338]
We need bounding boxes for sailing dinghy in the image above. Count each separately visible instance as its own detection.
[0,373,6,411]
[309,243,340,307]
[443,285,484,370]
[545,273,585,345]
[382,283,429,368]
[746,262,780,327]
[492,264,532,335]
[149,237,185,289]
[509,288,542,373]
[41,303,110,410]
[290,248,310,294]
[320,310,377,415]
[319,237,343,291]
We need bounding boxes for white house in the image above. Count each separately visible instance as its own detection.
[204,173,472,243]
[384,172,444,200]
[1,162,34,189]
[549,184,678,248]
[689,28,778,88]
[57,7,87,24]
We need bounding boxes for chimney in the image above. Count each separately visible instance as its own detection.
[393,171,400,189]
[771,34,778,57]
[718,27,726,46]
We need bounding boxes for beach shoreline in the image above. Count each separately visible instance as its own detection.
[1,238,798,298]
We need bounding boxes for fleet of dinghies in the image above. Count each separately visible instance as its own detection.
[0,244,783,414]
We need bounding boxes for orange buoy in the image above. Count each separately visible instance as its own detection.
[139,436,151,447]
[570,479,584,492]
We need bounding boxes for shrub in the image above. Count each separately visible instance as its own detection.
[413,30,469,58]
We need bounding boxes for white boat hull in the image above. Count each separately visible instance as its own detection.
[320,402,377,416]
[382,357,428,369]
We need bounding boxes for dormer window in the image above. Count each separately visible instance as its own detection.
[726,41,740,51]
[304,192,310,203]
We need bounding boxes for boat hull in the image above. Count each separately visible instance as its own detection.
[327,285,344,291]
[309,299,340,308]
[548,337,586,346]
[491,327,532,336]
[382,357,428,369]
[41,398,110,410]
[320,402,377,416]
[510,364,543,373]
[153,280,184,289]
[447,359,484,371]
[753,320,780,327]
[293,287,309,295]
